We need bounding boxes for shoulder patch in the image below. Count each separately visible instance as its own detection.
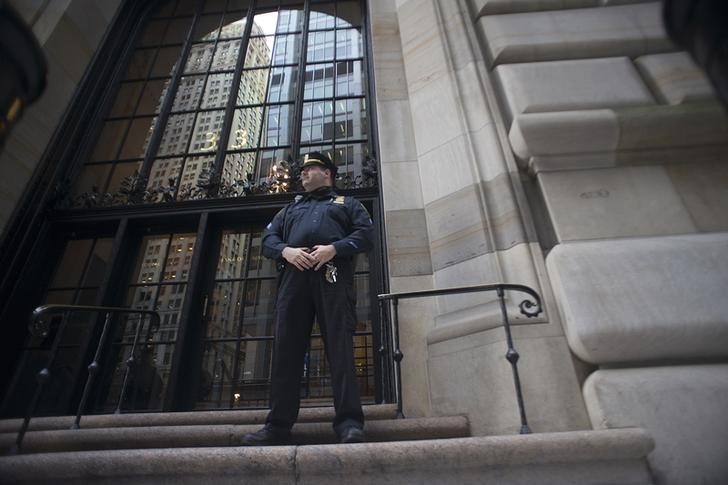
[334,195,346,205]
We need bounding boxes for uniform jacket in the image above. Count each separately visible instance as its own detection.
[261,186,373,261]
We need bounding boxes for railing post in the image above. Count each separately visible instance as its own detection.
[496,286,531,434]
[115,314,146,414]
[13,311,71,454]
[377,299,388,404]
[73,312,114,429]
[391,298,404,419]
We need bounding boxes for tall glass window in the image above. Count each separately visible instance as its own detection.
[70,0,374,208]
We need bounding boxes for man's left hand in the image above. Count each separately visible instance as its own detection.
[310,244,337,270]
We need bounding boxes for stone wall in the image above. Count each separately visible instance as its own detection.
[474,1,728,483]
[0,0,123,235]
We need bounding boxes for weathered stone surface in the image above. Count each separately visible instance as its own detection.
[584,365,728,485]
[471,0,599,17]
[494,57,655,126]
[546,233,728,364]
[508,103,728,172]
[538,166,696,241]
[384,209,433,277]
[635,52,715,104]
[479,2,674,67]
[666,160,728,233]
[0,429,655,485]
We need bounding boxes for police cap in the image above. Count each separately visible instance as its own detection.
[301,151,337,176]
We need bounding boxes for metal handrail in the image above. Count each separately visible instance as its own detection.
[12,304,161,454]
[378,283,543,433]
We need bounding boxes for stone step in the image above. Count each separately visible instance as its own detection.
[0,403,398,433]
[0,428,655,485]
[0,416,468,454]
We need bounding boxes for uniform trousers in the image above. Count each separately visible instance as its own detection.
[266,259,364,433]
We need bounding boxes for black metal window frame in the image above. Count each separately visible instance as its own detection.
[0,0,387,416]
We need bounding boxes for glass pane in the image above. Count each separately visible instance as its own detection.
[59,305,97,346]
[272,34,301,65]
[227,107,263,149]
[260,104,293,147]
[163,234,196,282]
[201,72,232,109]
[303,62,334,99]
[204,0,227,13]
[220,12,247,39]
[157,113,195,156]
[353,274,372,330]
[336,28,362,59]
[244,36,271,68]
[247,232,278,277]
[91,120,128,161]
[103,343,168,411]
[267,65,297,102]
[205,281,244,338]
[335,98,366,140]
[192,110,226,153]
[177,155,215,200]
[184,44,214,74]
[237,68,269,105]
[139,19,167,47]
[157,284,187,318]
[256,148,292,186]
[221,152,255,193]
[147,157,183,199]
[172,75,205,111]
[335,60,364,97]
[110,82,143,117]
[151,47,180,77]
[228,0,251,10]
[307,31,335,62]
[215,232,249,279]
[354,250,370,273]
[137,79,170,115]
[193,14,222,41]
[212,39,242,71]
[334,143,369,188]
[300,101,334,144]
[126,285,159,312]
[82,238,114,287]
[175,0,196,15]
[49,239,93,288]
[276,9,304,34]
[74,163,112,195]
[235,340,273,406]
[163,17,193,45]
[107,161,143,195]
[309,4,335,30]
[125,49,156,79]
[133,236,170,284]
[196,340,238,408]
[336,1,361,28]
[241,279,277,334]
[119,117,156,159]
[152,0,175,18]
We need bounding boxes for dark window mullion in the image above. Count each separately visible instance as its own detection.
[136,11,204,184]
[210,1,257,197]
[290,0,313,159]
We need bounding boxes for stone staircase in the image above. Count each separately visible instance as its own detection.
[0,404,656,484]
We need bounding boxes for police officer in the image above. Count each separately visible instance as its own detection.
[241,151,373,445]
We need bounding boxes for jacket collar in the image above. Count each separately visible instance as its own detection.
[301,186,336,201]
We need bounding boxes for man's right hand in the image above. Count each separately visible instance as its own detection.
[281,247,316,271]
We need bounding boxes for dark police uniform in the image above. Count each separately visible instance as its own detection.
[261,185,373,435]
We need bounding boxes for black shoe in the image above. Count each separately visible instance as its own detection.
[240,425,292,446]
[338,427,365,444]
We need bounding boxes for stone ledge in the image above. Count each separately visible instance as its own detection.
[0,428,655,485]
[546,233,728,364]
[509,102,728,173]
[0,404,398,434]
[584,365,728,485]
[0,416,470,454]
[479,2,673,67]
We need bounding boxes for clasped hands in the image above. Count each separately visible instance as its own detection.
[282,245,336,271]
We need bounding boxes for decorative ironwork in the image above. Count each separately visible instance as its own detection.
[64,155,378,209]
[378,283,543,432]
